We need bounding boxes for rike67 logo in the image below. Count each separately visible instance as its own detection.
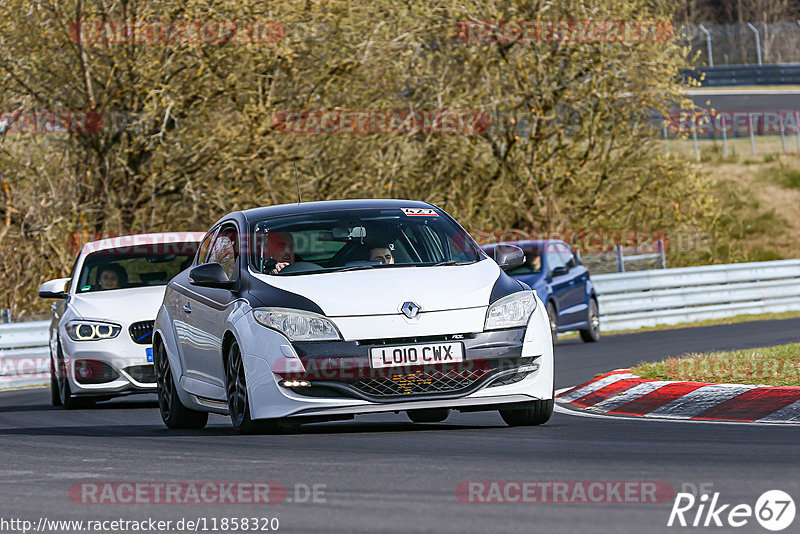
[668,489,795,531]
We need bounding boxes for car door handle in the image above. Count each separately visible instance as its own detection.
[183,303,192,313]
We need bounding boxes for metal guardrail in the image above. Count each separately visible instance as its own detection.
[684,64,800,86]
[593,259,800,331]
[0,320,50,389]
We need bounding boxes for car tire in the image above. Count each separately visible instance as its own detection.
[154,340,208,430]
[499,398,554,427]
[225,340,280,434]
[50,355,62,407]
[579,298,601,343]
[546,301,558,342]
[56,339,92,410]
[407,408,449,423]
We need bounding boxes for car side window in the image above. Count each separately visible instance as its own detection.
[196,228,218,265]
[66,254,82,293]
[207,225,238,281]
[547,243,567,274]
[559,244,576,270]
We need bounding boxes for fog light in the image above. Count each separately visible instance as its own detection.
[281,379,311,388]
[518,363,539,373]
[76,362,91,379]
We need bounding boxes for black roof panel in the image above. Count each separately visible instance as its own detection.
[240,198,437,223]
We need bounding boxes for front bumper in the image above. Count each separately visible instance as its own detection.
[278,329,538,402]
[60,333,156,395]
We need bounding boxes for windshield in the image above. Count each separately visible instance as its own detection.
[507,248,543,275]
[250,207,484,276]
[76,244,199,293]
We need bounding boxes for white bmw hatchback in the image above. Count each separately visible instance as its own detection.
[154,200,554,433]
[38,233,204,408]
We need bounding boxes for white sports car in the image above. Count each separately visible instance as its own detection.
[154,200,555,433]
[38,233,204,408]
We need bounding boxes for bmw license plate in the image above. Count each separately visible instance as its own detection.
[369,342,464,369]
[146,347,153,362]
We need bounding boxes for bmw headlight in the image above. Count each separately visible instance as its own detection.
[253,308,342,342]
[484,291,537,330]
[66,321,122,341]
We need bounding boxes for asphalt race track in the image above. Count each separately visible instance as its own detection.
[2,319,800,533]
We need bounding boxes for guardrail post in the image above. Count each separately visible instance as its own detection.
[746,23,763,65]
[615,245,625,273]
[0,309,10,324]
[781,111,787,152]
[657,240,666,269]
[698,24,713,67]
[748,113,756,154]
[721,115,728,157]
[663,122,669,155]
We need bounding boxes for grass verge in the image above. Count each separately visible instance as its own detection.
[631,343,800,387]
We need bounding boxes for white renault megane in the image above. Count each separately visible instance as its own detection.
[153,200,554,433]
[38,233,204,408]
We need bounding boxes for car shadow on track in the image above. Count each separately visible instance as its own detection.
[0,419,542,438]
[0,399,159,413]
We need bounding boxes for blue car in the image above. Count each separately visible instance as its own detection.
[482,240,600,343]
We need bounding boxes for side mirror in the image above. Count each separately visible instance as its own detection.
[189,263,235,289]
[492,245,525,271]
[38,278,70,299]
[551,265,569,277]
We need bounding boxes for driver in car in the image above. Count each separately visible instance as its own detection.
[265,232,295,273]
[97,264,127,290]
[368,243,394,265]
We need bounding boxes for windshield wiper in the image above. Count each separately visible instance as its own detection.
[329,265,376,273]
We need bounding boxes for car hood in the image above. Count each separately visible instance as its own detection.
[252,259,501,316]
[69,285,167,323]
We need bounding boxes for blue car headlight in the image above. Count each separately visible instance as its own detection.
[253,308,342,342]
[484,291,537,330]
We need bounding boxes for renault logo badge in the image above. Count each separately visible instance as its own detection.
[401,301,421,319]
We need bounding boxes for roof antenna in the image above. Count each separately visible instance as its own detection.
[294,162,302,203]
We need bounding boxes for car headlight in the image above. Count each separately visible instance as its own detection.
[485,291,537,330]
[65,321,122,341]
[253,308,342,342]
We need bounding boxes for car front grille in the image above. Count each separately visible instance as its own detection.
[348,366,493,398]
[129,321,154,345]
[124,364,156,384]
